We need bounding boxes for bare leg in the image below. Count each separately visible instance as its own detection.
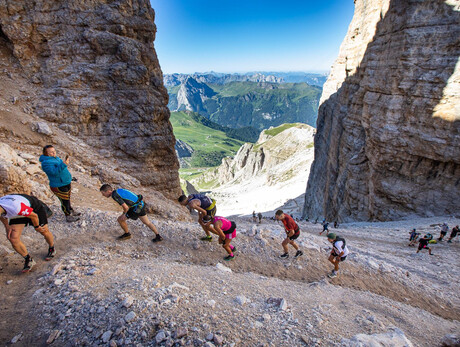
[223,238,233,255]
[139,215,159,235]
[36,224,54,247]
[117,215,129,234]
[289,240,299,251]
[7,225,28,257]
[282,238,289,253]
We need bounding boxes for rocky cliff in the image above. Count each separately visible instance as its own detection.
[303,0,460,222]
[0,0,180,198]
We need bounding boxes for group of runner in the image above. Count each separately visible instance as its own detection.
[1,145,350,277]
[409,223,460,255]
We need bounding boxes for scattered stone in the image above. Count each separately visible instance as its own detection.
[235,295,247,306]
[11,333,23,344]
[207,300,216,308]
[175,327,188,339]
[206,333,214,341]
[213,334,223,346]
[262,314,271,321]
[204,342,216,347]
[124,311,136,323]
[109,340,118,347]
[155,330,166,344]
[6,280,12,285]
[441,334,460,347]
[341,328,414,347]
[35,122,53,135]
[50,262,63,276]
[102,331,113,343]
[122,295,134,308]
[87,267,100,276]
[279,299,288,311]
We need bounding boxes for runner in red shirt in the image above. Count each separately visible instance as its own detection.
[275,210,303,259]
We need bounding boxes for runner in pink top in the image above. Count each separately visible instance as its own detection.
[203,215,237,261]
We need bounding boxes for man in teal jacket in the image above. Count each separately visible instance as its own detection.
[40,145,80,222]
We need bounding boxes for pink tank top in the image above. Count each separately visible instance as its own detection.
[213,216,232,231]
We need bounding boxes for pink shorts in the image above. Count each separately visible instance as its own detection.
[225,230,236,239]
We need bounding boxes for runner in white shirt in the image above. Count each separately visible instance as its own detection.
[0,194,55,273]
[326,233,349,278]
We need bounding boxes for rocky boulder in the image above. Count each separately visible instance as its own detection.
[0,0,181,198]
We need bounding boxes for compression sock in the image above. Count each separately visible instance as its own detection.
[229,252,234,257]
[229,245,234,250]
[24,254,30,260]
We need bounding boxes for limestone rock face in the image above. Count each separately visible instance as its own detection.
[304,0,460,222]
[176,77,217,113]
[0,0,180,198]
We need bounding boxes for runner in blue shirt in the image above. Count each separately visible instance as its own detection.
[100,184,163,242]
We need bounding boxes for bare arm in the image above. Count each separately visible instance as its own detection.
[189,201,207,217]
[214,221,226,240]
[120,203,130,214]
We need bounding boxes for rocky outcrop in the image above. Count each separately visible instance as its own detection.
[0,0,180,198]
[176,77,217,114]
[175,139,194,158]
[304,0,460,222]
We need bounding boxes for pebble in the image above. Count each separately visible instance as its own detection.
[155,330,166,344]
[124,311,136,322]
[207,300,216,308]
[262,313,271,321]
[102,331,113,343]
[6,280,12,285]
[235,295,247,306]
[87,267,100,276]
[109,340,118,347]
[11,333,23,344]
[279,299,288,311]
[206,333,214,341]
[175,327,188,339]
[213,334,224,346]
[122,295,134,308]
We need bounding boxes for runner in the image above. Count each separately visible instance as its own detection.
[40,145,80,222]
[416,233,434,255]
[252,211,256,223]
[447,225,459,243]
[100,184,162,242]
[408,228,420,247]
[438,222,449,241]
[0,194,55,272]
[326,233,349,278]
[319,220,330,235]
[178,194,216,241]
[258,212,262,224]
[203,215,237,261]
[275,210,303,259]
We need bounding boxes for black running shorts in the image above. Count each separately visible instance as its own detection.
[9,196,51,227]
[289,231,300,241]
[126,204,146,220]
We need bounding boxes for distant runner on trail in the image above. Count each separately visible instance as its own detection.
[447,225,459,243]
[326,233,349,278]
[40,145,80,223]
[417,233,434,255]
[252,211,256,223]
[100,184,162,242]
[275,210,303,259]
[178,193,216,241]
[0,194,56,272]
[320,220,329,235]
[203,215,237,261]
[438,223,449,241]
[258,212,262,224]
[408,228,420,247]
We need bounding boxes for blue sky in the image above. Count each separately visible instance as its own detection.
[150,0,354,74]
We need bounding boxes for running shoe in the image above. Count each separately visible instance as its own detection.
[328,270,337,278]
[22,257,36,273]
[294,250,303,258]
[45,247,56,261]
[66,215,80,223]
[224,255,235,261]
[279,253,289,259]
[231,246,237,253]
[70,210,82,217]
[200,235,212,241]
[118,232,132,241]
[152,234,163,242]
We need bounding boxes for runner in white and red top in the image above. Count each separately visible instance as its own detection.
[203,215,237,261]
[0,194,56,273]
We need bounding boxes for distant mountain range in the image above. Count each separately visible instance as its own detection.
[166,76,322,131]
[164,71,328,87]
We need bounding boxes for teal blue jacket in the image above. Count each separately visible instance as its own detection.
[39,155,72,188]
